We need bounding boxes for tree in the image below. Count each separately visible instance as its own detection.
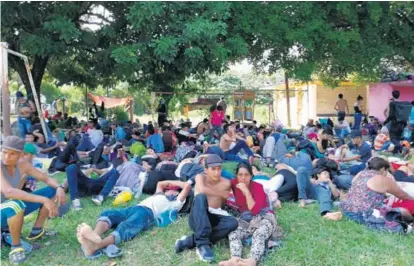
[238,2,414,86]
[110,2,251,97]
[1,2,118,100]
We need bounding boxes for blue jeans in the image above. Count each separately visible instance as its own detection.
[77,134,95,151]
[333,174,353,190]
[97,206,155,245]
[209,125,223,143]
[335,128,350,140]
[342,211,403,233]
[17,117,32,139]
[296,167,333,215]
[185,194,238,248]
[224,141,254,160]
[0,187,56,228]
[66,165,120,200]
[353,113,363,130]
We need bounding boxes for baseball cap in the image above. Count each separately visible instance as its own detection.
[205,154,223,168]
[2,136,25,152]
[350,130,362,139]
[23,143,37,155]
[307,133,318,141]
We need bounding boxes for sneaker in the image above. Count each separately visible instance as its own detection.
[174,235,190,253]
[71,199,83,211]
[196,245,214,262]
[91,195,104,206]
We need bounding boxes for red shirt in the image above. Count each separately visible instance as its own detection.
[211,110,224,126]
[230,179,271,216]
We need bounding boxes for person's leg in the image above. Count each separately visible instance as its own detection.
[313,184,333,215]
[97,169,120,198]
[249,219,274,264]
[223,227,250,265]
[208,213,238,244]
[1,200,26,246]
[296,167,314,207]
[229,141,254,157]
[333,174,353,191]
[66,164,91,200]
[187,194,213,249]
[89,143,105,166]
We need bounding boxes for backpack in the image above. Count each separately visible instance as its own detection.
[130,142,146,157]
[389,101,412,122]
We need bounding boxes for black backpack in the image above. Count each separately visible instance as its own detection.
[389,101,412,122]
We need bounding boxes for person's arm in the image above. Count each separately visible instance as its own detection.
[345,100,349,114]
[328,180,340,198]
[194,174,229,199]
[1,169,58,216]
[39,144,59,153]
[334,101,339,111]
[24,163,66,204]
[235,134,245,141]
[156,180,191,202]
[385,178,414,201]
[341,154,361,162]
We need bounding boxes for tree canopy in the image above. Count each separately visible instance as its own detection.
[1,1,413,99]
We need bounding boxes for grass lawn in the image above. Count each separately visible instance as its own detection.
[1,163,413,266]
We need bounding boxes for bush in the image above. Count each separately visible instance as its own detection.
[112,107,129,123]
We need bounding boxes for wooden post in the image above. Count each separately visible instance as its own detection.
[0,43,11,137]
[129,99,134,122]
[284,72,291,127]
[85,87,89,120]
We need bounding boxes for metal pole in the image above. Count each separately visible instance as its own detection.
[0,43,11,137]
[85,87,89,120]
[284,72,291,127]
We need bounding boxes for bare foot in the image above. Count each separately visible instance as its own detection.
[323,212,342,221]
[238,258,256,266]
[78,223,102,243]
[77,224,101,256]
[299,199,306,208]
[273,200,282,209]
[220,257,240,266]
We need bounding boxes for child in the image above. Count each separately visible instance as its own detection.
[22,143,43,192]
[374,126,394,152]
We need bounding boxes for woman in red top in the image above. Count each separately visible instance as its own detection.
[220,163,274,266]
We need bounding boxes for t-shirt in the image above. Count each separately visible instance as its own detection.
[335,120,351,132]
[374,133,390,151]
[178,130,190,137]
[139,194,185,217]
[409,106,414,125]
[347,141,372,163]
[88,128,104,147]
[211,110,224,126]
[146,134,165,153]
[230,179,271,216]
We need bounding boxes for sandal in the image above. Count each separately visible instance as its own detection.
[2,233,40,253]
[27,229,58,241]
[81,246,103,260]
[9,247,27,265]
[103,244,124,258]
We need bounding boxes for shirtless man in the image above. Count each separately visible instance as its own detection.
[334,94,349,120]
[174,154,238,262]
[220,124,255,164]
[1,136,66,264]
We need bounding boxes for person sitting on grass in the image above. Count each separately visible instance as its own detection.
[174,154,238,263]
[220,123,255,165]
[76,180,191,259]
[340,157,414,233]
[373,126,394,153]
[220,163,281,266]
[25,132,60,159]
[1,136,66,265]
[337,130,372,175]
[146,125,165,153]
[62,163,120,211]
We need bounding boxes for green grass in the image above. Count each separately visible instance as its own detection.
[1,165,414,266]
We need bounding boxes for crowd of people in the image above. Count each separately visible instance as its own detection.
[1,91,414,265]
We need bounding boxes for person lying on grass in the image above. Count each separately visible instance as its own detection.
[1,136,66,265]
[220,163,282,266]
[76,180,191,259]
[174,154,238,263]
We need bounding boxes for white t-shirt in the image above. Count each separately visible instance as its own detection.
[88,128,104,147]
[139,194,185,217]
[178,130,190,137]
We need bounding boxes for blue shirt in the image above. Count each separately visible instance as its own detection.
[347,141,372,163]
[146,134,165,153]
[409,106,414,125]
[278,151,313,175]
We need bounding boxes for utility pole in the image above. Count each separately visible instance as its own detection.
[284,71,291,127]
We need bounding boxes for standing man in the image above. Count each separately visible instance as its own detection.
[1,136,66,264]
[157,99,168,127]
[384,90,405,147]
[174,154,238,262]
[334,94,349,121]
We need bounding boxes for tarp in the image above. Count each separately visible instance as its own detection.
[87,92,132,109]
